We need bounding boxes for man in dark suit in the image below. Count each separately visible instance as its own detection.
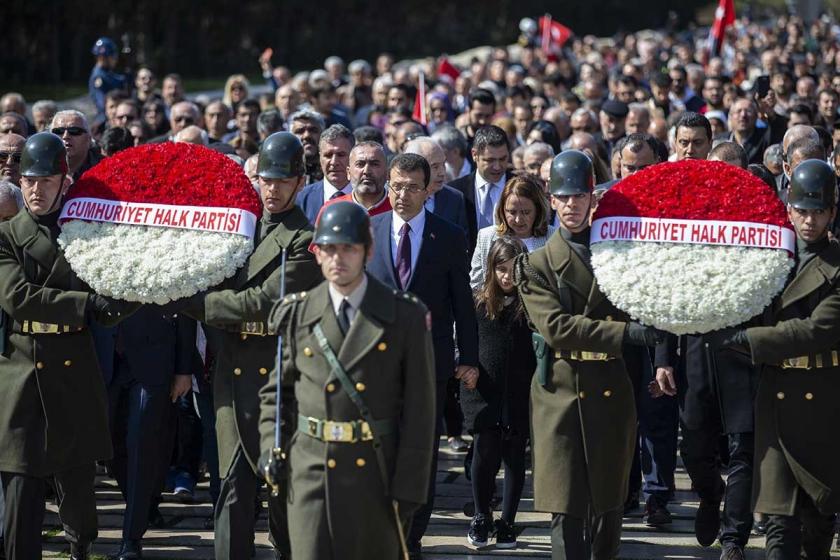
[92,308,196,560]
[295,124,355,224]
[449,125,510,256]
[147,101,201,144]
[404,137,468,237]
[367,153,479,558]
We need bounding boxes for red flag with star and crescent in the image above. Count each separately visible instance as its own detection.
[708,0,735,57]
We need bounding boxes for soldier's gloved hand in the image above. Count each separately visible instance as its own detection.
[623,322,665,347]
[258,448,285,488]
[88,294,139,326]
[706,328,750,350]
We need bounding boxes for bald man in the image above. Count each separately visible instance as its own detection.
[778,125,819,192]
[0,134,25,186]
[174,125,209,146]
[404,136,468,236]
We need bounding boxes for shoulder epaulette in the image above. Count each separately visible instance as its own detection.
[281,290,309,305]
[392,289,420,305]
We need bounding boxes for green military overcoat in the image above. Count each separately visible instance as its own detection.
[193,207,321,476]
[746,240,840,516]
[516,231,636,517]
[258,275,436,560]
[0,211,112,476]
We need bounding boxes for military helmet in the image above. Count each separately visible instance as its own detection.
[549,150,594,196]
[314,201,372,247]
[91,37,117,57]
[257,132,305,179]
[788,159,837,211]
[20,132,68,178]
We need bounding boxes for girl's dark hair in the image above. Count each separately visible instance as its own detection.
[475,236,527,320]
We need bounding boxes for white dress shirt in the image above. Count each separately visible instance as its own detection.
[390,210,426,277]
[328,273,368,327]
[322,177,353,205]
[474,172,505,228]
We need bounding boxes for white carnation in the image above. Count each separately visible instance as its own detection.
[591,241,792,334]
[59,221,253,304]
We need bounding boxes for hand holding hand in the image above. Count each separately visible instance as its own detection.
[455,365,479,389]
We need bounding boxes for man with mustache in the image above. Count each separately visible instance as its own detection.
[296,125,355,224]
[0,134,24,186]
[49,111,101,181]
[313,142,392,223]
[288,109,325,185]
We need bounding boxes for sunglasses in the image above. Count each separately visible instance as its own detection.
[52,126,86,136]
[0,152,22,163]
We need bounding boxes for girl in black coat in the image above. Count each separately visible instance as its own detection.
[462,236,535,549]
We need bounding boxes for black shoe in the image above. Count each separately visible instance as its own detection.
[623,491,640,514]
[719,545,745,560]
[70,542,91,560]
[494,518,517,549]
[695,497,721,547]
[753,519,767,535]
[467,513,493,547]
[643,498,672,527]
[148,505,166,529]
[111,540,142,560]
[0,536,5,560]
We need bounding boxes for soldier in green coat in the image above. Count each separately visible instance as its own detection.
[0,133,133,560]
[187,132,321,560]
[715,160,840,560]
[514,150,662,559]
[259,201,436,560]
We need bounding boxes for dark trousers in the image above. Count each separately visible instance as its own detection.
[550,508,622,560]
[214,446,289,560]
[107,368,173,541]
[2,463,97,560]
[470,428,527,523]
[172,392,202,479]
[765,493,835,560]
[408,379,447,549]
[628,352,678,505]
[682,429,753,548]
[195,388,220,505]
[443,377,464,438]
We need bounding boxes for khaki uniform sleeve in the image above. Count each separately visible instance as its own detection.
[515,251,626,353]
[390,302,436,504]
[747,280,840,365]
[204,229,321,325]
[0,234,89,326]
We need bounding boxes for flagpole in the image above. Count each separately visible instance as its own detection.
[542,13,552,54]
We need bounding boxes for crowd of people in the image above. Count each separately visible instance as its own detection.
[2,8,840,560]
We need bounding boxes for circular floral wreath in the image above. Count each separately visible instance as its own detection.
[58,143,262,304]
[591,160,794,335]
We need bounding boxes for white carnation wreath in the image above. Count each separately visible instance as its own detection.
[59,221,253,305]
[591,241,792,335]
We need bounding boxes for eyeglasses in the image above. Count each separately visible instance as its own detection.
[0,152,22,163]
[390,183,426,195]
[173,116,195,124]
[52,126,87,136]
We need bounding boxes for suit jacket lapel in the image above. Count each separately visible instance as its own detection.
[371,212,398,287]
[407,211,434,289]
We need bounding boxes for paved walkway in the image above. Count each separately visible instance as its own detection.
[42,439,840,559]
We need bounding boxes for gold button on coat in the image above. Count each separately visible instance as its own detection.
[303,347,314,357]
[259,368,268,375]
[776,392,785,400]
[64,360,72,367]
[326,383,336,393]
[377,342,387,351]
[356,458,366,467]
[234,368,242,376]
[805,392,814,400]
[603,390,612,397]
[578,391,585,399]
[327,459,336,469]
[241,334,248,340]
[36,362,44,370]
[355,382,366,392]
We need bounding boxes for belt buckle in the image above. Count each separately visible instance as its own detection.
[31,321,59,334]
[580,351,604,361]
[359,421,373,441]
[243,322,265,335]
[325,421,356,443]
[307,417,320,437]
[782,356,809,369]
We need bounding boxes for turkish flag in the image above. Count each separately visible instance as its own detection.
[412,72,427,125]
[538,15,572,53]
[708,0,735,56]
[437,57,461,82]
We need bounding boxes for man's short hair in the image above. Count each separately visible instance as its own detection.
[50,109,89,132]
[0,180,22,208]
[764,143,783,169]
[431,125,468,157]
[310,84,337,99]
[163,73,182,83]
[238,98,261,113]
[388,83,410,97]
[709,141,748,168]
[675,111,712,141]
[101,126,134,155]
[320,124,355,148]
[747,164,778,190]
[348,59,371,74]
[472,125,509,155]
[354,126,384,145]
[789,103,814,123]
[616,74,638,89]
[627,102,650,117]
[787,137,826,165]
[524,141,554,160]
[32,99,57,115]
[389,152,431,188]
[257,109,284,136]
[650,72,672,89]
[469,88,496,110]
[288,109,325,131]
[621,133,660,161]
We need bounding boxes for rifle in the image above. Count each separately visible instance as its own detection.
[264,248,288,497]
